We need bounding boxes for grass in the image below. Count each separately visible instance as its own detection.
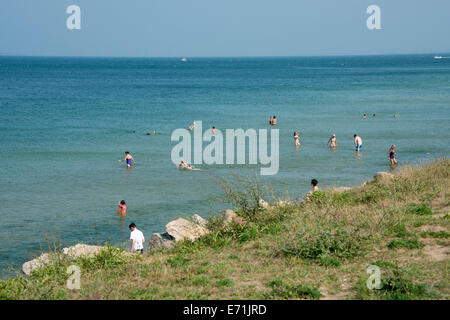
[0,158,448,300]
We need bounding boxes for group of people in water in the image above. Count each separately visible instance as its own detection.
[121,114,399,171]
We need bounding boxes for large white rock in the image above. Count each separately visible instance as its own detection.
[148,232,175,250]
[374,172,394,180]
[221,209,237,225]
[166,218,209,242]
[192,214,207,227]
[22,244,105,276]
[22,253,52,276]
[62,244,103,258]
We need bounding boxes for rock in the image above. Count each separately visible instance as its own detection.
[333,187,352,193]
[192,214,207,227]
[148,232,175,250]
[22,253,53,276]
[22,244,105,276]
[62,244,103,258]
[259,198,270,209]
[166,218,209,242]
[221,209,237,225]
[374,172,394,180]
[276,200,290,206]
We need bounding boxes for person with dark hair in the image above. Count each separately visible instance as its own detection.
[388,145,398,165]
[293,131,301,147]
[212,126,216,134]
[118,200,127,215]
[311,179,319,192]
[328,134,337,149]
[362,114,367,119]
[129,223,145,254]
[271,116,277,125]
[354,134,363,151]
[119,151,135,168]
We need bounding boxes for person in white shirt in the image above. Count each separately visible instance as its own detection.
[129,223,145,254]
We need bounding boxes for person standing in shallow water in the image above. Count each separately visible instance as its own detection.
[118,200,127,216]
[293,131,301,147]
[388,145,398,166]
[119,151,135,168]
[328,134,337,149]
[354,134,363,151]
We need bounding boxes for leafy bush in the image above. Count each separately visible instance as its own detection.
[264,279,322,299]
[387,239,424,249]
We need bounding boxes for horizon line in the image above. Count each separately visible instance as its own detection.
[1,51,449,59]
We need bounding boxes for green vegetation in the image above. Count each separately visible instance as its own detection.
[0,158,448,300]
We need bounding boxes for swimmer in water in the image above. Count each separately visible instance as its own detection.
[146,130,156,135]
[373,114,376,118]
[212,126,216,134]
[271,116,277,125]
[388,145,397,165]
[179,160,193,170]
[119,151,135,168]
[363,114,367,119]
[189,122,196,131]
[394,114,399,118]
[354,134,363,151]
[293,131,302,147]
[328,134,337,149]
[118,200,127,215]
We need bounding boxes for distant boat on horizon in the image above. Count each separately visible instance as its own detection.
[181,57,187,62]
[434,55,443,59]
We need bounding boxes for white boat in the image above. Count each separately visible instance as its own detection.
[181,57,187,62]
[434,55,443,59]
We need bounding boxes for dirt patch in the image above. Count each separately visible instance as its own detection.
[420,225,448,232]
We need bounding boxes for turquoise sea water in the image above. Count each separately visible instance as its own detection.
[0,55,449,278]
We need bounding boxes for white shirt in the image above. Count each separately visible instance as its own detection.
[130,229,145,251]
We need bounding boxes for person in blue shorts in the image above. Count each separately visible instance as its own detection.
[354,134,363,151]
[120,151,135,168]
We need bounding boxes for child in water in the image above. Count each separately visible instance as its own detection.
[120,151,135,168]
[118,200,127,215]
[388,145,397,165]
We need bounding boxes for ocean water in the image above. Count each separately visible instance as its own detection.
[0,55,449,278]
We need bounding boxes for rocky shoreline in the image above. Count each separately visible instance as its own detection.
[21,171,395,276]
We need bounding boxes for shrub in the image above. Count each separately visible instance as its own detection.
[264,280,322,299]
[387,239,424,249]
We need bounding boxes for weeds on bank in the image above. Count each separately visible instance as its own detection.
[357,263,436,300]
[263,279,322,299]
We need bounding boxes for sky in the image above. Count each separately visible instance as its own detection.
[0,0,449,57]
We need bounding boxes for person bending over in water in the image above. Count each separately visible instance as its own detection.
[354,134,363,151]
[388,145,397,165]
[189,122,196,131]
[120,151,135,168]
[212,126,216,134]
[118,200,127,215]
[328,134,337,148]
[179,160,193,170]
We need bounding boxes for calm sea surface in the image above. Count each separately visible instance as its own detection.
[0,55,449,278]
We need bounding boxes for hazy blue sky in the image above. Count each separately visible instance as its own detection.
[1,0,449,57]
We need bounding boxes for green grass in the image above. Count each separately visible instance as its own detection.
[1,158,448,300]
